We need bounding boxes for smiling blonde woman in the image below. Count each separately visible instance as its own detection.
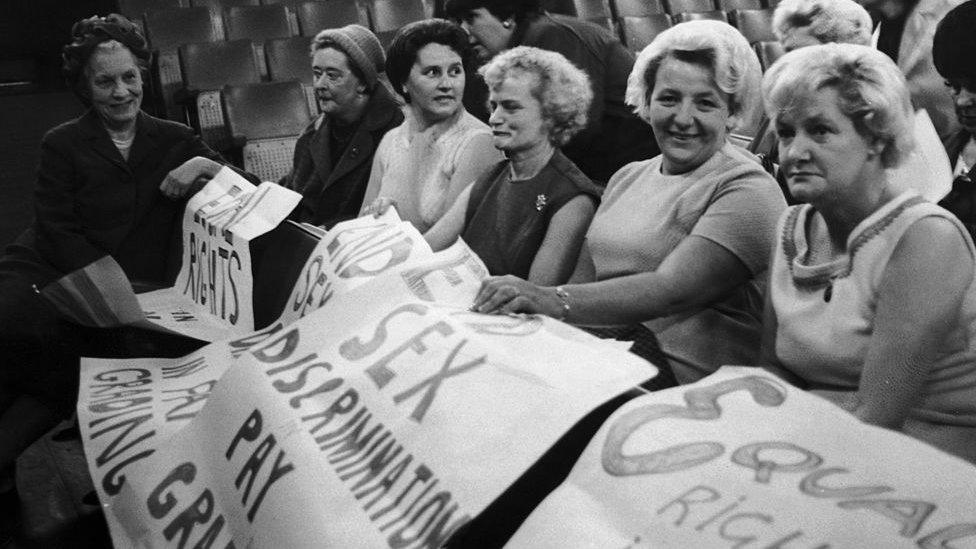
[473,22,787,385]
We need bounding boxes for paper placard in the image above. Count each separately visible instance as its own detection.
[506,367,976,548]
[137,169,301,340]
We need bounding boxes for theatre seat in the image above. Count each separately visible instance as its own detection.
[223,5,293,78]
[178,39,261,150]
[619,14,672,53]
[144,6,219,121]
[222,80,313,182]
[265,35,318,115]
[296,0,370,36]
[729,8,777,44]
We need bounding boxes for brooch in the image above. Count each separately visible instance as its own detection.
[535,194,548,212]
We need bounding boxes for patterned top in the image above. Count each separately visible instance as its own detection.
[770,191,976,426]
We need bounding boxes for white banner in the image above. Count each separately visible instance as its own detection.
[137,168,301,341]
[83,266,655,547]
[506,367,976,548]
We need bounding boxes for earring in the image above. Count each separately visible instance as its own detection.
[502,20,512,28]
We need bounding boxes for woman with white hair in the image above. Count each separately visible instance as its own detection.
[761,44,976,463]
[473,21,786,384]
[425,46,601,284]
[772,0,873,51]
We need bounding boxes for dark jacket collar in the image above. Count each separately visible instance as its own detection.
[308,84,404,187]
[77,109,162,173]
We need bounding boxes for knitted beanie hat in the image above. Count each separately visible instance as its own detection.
[932,0,976,80]
[313,24,385,89]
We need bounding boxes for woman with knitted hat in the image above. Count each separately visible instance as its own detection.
[278,24,404,228]
[0,14,244,536]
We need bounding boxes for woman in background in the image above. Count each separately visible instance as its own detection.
[444,0,658,184]
[761,43,976,463]
[426,46,600,285]
[360,19,502,232]
[473,22,786,385]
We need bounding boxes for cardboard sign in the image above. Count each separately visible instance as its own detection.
[137,169,301,341]
[85,270,655,547]
[506,367,976,548]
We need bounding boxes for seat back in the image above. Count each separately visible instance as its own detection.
[224,5,293,78]
[145,6,219,120]
[717,0,763,11]
[729,8,776,43]
[612,0,666,16]
[223,80,312,141]
[144,6,217,52]
[265,36,318,115]
[367,0,426,33]
[673,9,728,23]
[296,0,370,36]
[753,39,785,71]
[118,0,184,34]
[179,39,261,149]
[223,80,312,182]
[665,0,715,14]
[619,14,672,52]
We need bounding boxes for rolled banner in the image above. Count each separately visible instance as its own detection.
[40,254,145,327]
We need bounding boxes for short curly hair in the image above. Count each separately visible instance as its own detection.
[385,19,471,103]
[62,14,150,105]
[479,46,592,147]
[762,43,915,168]
[772,0,873,47]
[626,20,762,133]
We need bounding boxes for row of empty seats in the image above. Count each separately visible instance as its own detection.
[614,8,777,52]
[120,0,429,43]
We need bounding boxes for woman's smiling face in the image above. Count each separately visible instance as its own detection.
[648,56,731,175]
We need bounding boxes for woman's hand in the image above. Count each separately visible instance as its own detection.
[472,275,562,316]
[362,196,398,218]
[160,156,223,199]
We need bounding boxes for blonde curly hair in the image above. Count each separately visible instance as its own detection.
[479,46,593,147]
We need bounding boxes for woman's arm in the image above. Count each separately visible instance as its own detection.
[473,234,753,324]
[568,239,596,283]
[758,270,809,387]
[443,133,502,213]
[526,195,597,285]
[854,217,973,429]
[424,185,472,252]
[358,139,387,216]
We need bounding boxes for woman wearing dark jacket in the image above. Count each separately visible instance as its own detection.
[444,0,658,184]
[0,15,240,526]
[279,24,404,228]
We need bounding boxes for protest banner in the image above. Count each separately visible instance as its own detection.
[92,268,655,548]
[137,168,301,341]
[505,366,976,548]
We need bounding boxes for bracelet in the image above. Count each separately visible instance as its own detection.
[553,286,571,321]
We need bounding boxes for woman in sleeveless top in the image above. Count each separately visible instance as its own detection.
[761,43,976,463]
[425,46,601,284]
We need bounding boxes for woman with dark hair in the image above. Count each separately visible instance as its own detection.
[0,14,238,524]
[444,0,658,184]
[360,19,502,232]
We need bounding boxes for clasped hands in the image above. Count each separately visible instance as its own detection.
[159,156,224,199]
